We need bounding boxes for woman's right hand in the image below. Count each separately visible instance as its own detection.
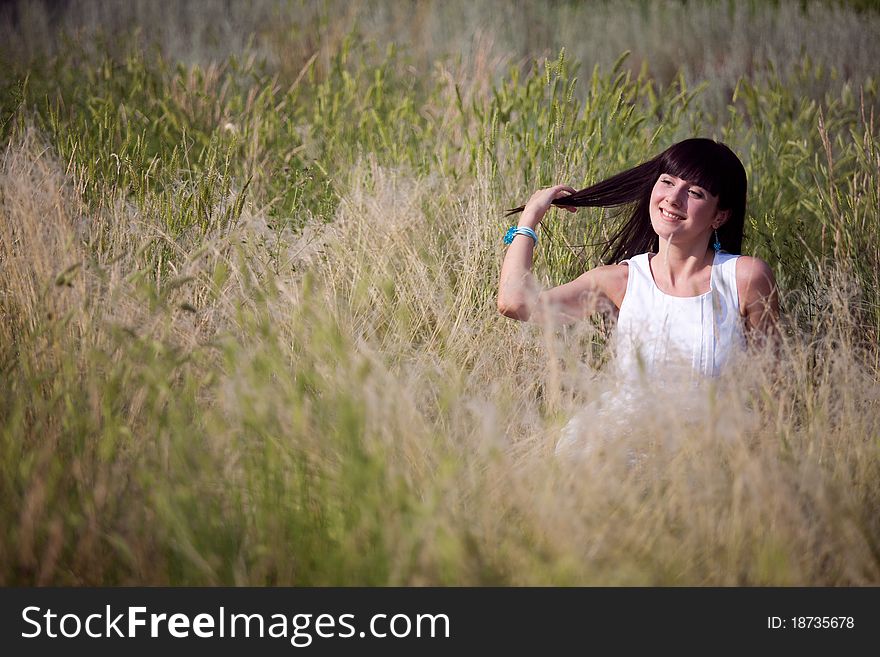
[521,185,578,228]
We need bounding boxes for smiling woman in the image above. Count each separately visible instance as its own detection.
[498,138,779,455]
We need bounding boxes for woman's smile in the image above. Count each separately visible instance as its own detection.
[660,207,686,221]
[649,173,724,244]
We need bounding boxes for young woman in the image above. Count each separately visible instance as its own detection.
[497,138,778,454]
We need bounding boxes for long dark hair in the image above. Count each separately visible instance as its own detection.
[506,138,748,264]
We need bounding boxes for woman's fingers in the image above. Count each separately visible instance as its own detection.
[553,186,578,212]
[522,185,579,219]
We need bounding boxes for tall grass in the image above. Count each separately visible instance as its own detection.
[1,0,878,584]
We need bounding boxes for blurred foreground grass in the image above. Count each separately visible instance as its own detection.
[0,0,879,584]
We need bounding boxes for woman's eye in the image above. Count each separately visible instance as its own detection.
[688,189,704,198]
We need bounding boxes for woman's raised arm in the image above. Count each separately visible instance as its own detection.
[497,185,627,324]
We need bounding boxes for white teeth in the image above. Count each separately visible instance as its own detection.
[661,208,683,220]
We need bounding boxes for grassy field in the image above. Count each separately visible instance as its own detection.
[1,0,879,585]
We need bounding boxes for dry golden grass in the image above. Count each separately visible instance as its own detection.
[2,0,879,585]
[2,122,878,584]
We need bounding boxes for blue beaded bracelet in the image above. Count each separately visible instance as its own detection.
[503,226,538,245]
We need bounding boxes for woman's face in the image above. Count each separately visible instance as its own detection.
[649,173,727,246]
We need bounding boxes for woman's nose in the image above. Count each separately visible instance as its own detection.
[667,186,687,207]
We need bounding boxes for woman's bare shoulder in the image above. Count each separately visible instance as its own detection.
[587,262,629,308]
[735,255,778,319]
[735,256,775,293]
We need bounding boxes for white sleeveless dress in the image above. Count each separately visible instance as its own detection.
[615,251,744,381]
[555,250,745,457]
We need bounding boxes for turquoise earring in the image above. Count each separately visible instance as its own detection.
[712,229,721,252]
